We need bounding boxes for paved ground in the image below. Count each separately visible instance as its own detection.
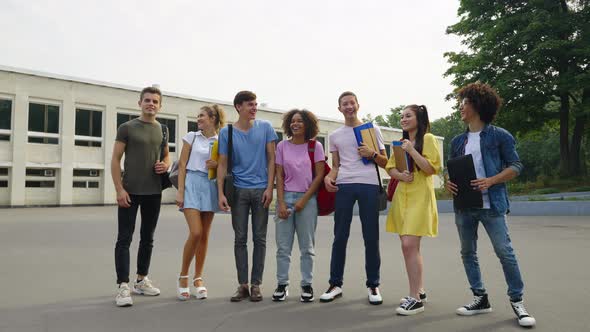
[1,206,589,332]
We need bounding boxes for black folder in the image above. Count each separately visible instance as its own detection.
[447,154,483,210]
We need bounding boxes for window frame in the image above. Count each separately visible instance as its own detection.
[75,104,104,147]
[27,99,61,145]
[0,95,14,141]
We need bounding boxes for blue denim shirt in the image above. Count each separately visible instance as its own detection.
[449,124,523,215]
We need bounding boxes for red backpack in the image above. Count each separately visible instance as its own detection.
[308,140,336,216]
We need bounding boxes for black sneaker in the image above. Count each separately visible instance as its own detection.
[396,297,424,315]
[300,285,314,302]
[456,294,493,316]
[400,292,427,304]
[510,300,536,327]
[272,284,288,302]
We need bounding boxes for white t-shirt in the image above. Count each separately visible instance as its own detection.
[328,125,385,185]
[182,131,218,173]
[465,131,491,209]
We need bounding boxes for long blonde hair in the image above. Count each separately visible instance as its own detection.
[201,104,226,133]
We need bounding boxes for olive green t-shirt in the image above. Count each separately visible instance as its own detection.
[115,118,168,195]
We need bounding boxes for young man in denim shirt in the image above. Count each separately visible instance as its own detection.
[446,82,536,327]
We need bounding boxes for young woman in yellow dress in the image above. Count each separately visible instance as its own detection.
[385,104,441,315]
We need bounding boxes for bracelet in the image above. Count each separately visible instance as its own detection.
[372,151,378,159]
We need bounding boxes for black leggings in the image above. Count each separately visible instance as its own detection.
[115,194,162,284]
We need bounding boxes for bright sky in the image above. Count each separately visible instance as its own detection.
[0,0,463,122]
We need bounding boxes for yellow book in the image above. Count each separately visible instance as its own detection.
[208,140,219,179]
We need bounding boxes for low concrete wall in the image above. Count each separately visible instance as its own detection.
[436,200,590,216]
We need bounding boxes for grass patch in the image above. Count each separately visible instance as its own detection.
[572,186,590,192]
[529,188,560,195]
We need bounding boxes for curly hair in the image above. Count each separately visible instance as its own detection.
[457,82,503,124]
[281,109,319,141]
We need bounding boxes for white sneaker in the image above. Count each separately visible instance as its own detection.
[319,285,342,302]
[368,287,383,305]
[510,300,536,327]
[116,283,133,307]
[133,277,161,296]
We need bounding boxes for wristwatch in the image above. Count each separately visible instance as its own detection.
[372,151,378,159]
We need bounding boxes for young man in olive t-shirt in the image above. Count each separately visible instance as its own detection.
[110,86,170,307]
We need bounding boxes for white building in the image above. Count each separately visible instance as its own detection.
[0,66,443,207]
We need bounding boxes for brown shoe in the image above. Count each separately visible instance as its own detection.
[230,285,250,302]
[250,284,263,302]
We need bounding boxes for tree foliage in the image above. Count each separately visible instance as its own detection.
[445,0,590,176]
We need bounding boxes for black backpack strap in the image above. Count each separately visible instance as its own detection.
[227,124,233,174]
[160,124,168,161]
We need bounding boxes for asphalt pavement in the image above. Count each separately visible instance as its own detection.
[1,206,589,332]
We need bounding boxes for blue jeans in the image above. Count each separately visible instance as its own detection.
[330,184,381,288]
[275,192,318,287]
[455,209,524,301]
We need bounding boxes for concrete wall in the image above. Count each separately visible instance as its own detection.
[0,67,444,207]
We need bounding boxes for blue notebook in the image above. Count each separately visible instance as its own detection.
[353,123,380,164]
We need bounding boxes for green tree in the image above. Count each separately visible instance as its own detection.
[430,111,465,163]
[362,105,405,128]
[444,0,590,176]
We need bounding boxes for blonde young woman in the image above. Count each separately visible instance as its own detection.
[175,105,226,300]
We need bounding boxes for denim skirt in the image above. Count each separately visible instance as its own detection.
[182,170,219,212]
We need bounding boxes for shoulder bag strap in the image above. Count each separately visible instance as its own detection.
[227,124,233,174]
[185,132,198,166]
[160,124,168,161]
[307,140,316,178]
[375,160,384,193]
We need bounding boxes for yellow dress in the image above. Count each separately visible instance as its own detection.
[385,133,441,236]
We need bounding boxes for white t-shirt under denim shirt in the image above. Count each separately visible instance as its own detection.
[465,131,491,209]
[182,131,218,173]
[328,125,385,186]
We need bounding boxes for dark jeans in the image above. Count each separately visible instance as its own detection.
[329,184,381,288]
[231,188,269,285]
[115,194,162,284]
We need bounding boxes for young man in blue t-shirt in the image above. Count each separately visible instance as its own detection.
[217,91,278,302]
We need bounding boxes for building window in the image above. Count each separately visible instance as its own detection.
[73,169,100,189]
[116,113,139,128]
[384,144,391,158]
[25,168,56,188]
[73,169,100,177]
[73,181,86,188]
[157,117,176,152]
[26,168,55,177]
[26,181,55,188]
[75,108,103,147]
[28,103,59,144]
[0,99,12,141]
[316,136,326,152]
[0,167,7,188]
[187,120,198,133]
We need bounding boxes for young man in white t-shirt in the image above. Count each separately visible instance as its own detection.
[319,91,388,305]
[446,82,535,327]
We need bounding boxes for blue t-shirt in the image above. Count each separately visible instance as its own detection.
[218,120,278,189]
